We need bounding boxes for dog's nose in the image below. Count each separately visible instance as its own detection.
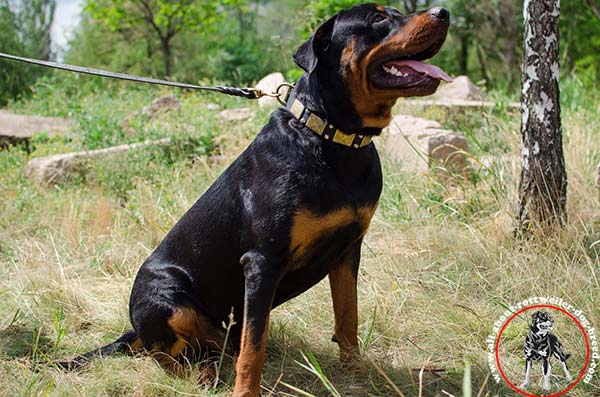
[429,7,450,21]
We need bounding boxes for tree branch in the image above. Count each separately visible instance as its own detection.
[585,0,600,20]
[134,0,166,41]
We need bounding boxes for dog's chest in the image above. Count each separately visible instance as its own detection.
[287,205,376,269]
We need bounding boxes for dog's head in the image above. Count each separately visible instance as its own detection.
[294,3,450,131]
[531,311,554,334]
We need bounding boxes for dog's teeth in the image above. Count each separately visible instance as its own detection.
[383,65,408,78]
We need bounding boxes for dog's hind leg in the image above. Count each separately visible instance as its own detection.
[134,304,226,378]
[554,351,573,382]
[543,359,552,390]
[520,359,532,389]
[552,338,573,382]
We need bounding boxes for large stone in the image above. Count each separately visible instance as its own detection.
[0,110,71,148]
[219,108,253,122]
[121,95,181,135]
[385,114,468,174]
[142,95,181,118]
[255,72,286,107]
[434,75,483,101]
[25,138,170,185]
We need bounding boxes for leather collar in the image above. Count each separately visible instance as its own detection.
[285,91,372,149]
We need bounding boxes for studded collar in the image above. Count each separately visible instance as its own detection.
[285,91,372,149]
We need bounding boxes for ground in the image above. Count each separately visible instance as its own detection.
[0,75,598,396]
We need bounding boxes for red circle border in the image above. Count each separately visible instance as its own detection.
[494,304,591,397]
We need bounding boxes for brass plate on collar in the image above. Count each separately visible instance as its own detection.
[360,136,372,147]
[333,131,355,146]
[290,99,304,119]
[306,113,326,135]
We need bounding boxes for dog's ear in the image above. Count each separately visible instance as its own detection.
[293,15,337,73]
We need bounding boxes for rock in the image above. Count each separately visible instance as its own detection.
[120,95,181,135]
[0,110,71,148]
[434,75,483,101]
[385,114,468,174]
[400,98,520,109]
[255,72,285,107]
[476,155,519,171]
[219,108,253,122]
[25,138,170,185]
[142,95,181,118]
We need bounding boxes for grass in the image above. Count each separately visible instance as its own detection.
[0,74,599,396]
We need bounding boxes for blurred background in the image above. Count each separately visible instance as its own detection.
[1,0,599,107]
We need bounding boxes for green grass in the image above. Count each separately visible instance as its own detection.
[0,75,599,396]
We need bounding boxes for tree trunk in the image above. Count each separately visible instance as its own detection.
[161,38,172,78]
[476,44,490,90]
[518,0,567,232]
[459,34,468,75]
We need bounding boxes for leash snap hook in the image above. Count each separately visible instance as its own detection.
[275,83,295,106]
[248,83,294,106]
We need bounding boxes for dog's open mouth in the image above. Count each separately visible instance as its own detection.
[370,58,452,90]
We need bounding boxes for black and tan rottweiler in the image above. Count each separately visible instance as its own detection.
[58,4,450,396]
[521,311,573,390]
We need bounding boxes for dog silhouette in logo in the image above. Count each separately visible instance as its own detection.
[521,311,573,390]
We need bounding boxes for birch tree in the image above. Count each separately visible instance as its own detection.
[518,0,567,231]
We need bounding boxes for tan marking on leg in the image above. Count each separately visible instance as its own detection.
[233,318,270,397]
[329,264,359,362]
[150,307,226,374]
[168,306,226,351]
[127,337,144,354]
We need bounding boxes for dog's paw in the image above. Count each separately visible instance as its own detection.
[339,353,365,374]
[520,382,529,389]
[566,374,573,382]
[543,381,551,390]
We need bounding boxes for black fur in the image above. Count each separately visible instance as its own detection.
[521,311,573,390]
[56,4,450,393]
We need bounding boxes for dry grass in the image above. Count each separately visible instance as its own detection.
[0,83,598,396]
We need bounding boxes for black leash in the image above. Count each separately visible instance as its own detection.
[0,52,292,102]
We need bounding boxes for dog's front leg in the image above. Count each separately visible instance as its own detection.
[543,359,552,390]
[234,252,281,397]
[329,242,361,363]
[520,359,532,388]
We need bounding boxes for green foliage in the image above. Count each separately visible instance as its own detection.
[0,0,55,106]
[561,0,600,81]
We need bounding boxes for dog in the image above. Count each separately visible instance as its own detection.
[520,311,573,390]
[58,4,450,396]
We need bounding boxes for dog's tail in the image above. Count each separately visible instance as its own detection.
[54,330,143,371]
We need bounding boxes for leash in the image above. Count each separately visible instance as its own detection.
[0,51,370,149]
[0,52,293,103]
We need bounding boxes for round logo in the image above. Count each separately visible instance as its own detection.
[487,298,598,396]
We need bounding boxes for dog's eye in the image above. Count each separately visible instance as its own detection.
[372,13,388,24]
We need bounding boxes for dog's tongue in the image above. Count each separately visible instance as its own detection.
[386,60,453,82]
